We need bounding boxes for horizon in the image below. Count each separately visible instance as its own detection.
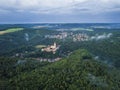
[0,22,120,25]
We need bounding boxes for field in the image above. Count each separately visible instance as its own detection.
[35,45,46,49]
[0,28,24,35]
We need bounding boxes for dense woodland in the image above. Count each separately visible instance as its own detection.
[0,49,120,89]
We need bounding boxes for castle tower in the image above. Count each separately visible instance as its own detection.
[54,42,57,48]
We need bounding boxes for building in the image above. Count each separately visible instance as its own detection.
[41,42,59,54]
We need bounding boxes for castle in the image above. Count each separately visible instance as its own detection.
[41,42,59,54]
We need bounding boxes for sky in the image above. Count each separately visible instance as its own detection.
[0,0,120,23]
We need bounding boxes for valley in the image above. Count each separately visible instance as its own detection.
[0,23,120,89]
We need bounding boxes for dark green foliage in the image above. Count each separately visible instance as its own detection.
[1,49,119,90]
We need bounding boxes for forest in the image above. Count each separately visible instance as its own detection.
[0,49,120,89]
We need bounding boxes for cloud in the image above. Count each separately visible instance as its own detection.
[0,0,120,23]
[0,0,120,15]
[91,33,112,40]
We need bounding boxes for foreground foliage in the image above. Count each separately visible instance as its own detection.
[0,49,120,90]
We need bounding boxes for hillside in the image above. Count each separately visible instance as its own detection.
[1,49,119,90]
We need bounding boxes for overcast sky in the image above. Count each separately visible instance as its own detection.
[0,0,120,23]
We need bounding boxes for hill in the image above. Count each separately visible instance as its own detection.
[1,49,119,90]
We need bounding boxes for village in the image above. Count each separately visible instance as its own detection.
[45,32,89,42]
